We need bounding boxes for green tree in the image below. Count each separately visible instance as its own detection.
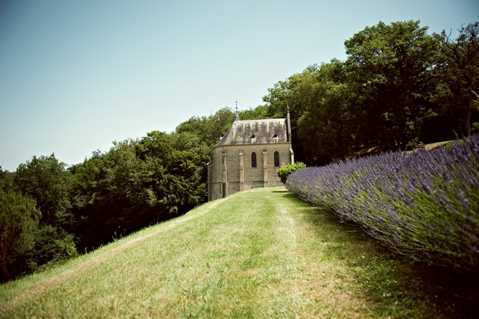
[344,20,441,149]
[239,105,269,120]
[435,22,479,137]
[15,154,72,226]
[262,62,357,164]
[69,132,211,250]
[15,155,77,266]
[175,107,235,147]
[0,188,40,281]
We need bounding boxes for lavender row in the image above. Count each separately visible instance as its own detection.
[287,136,479,270]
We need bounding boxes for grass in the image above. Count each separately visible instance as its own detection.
[0,187,474,318]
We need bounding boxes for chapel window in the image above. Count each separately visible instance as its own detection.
[250,134,256,143]
[272,134,279,143]
[274,151,280,167]
[251,152,257,168]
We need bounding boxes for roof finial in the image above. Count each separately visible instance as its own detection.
[286,103,292,142]
[286,103,294,163]
[235,100,239,121]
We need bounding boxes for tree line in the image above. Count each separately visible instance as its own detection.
[1,20,478,282]
[0,110,234,281]
[261,20,479,164]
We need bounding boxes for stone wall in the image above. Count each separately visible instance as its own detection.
[208,143,292,200]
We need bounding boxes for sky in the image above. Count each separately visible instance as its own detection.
[0,0,478,170]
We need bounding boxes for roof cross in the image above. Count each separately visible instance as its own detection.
[235,100,239,121]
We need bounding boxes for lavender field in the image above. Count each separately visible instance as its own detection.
[287,136,479,271]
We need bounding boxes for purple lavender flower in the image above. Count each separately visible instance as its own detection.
[286,135,479,270]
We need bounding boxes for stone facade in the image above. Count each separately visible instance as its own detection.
[207,117,294,200]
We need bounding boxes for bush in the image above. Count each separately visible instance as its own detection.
[286,136,479,271]
[277,162,306,184]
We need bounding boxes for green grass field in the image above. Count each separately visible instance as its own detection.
[0,187,465,318]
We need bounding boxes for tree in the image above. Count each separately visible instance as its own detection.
[262,62,357,164]
[435,22,479,137]
[260,20,476,163]
[344,20,441,149]
[15,154,72,227]
[294,61,358,164]
[69,132,211,250]
[14,155,77,266]
[175,107,235,147]
[0,188,40,281]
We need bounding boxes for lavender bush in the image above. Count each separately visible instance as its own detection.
[287,136,479,270]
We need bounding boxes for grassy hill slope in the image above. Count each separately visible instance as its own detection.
[0,188,460,318]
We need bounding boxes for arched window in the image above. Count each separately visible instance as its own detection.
[272,134,279,143]
[251,152,257,168]
[274,151,280,167]
[250,134,256,143]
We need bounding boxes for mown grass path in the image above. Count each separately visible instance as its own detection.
[1,188,447,318]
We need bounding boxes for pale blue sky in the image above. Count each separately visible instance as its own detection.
[0,0,477,170]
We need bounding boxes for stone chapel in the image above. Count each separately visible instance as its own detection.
[207,111,294,200]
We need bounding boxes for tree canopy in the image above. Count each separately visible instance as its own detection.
[261,20,479,164]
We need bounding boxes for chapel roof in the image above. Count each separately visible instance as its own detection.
[218,118,289,145]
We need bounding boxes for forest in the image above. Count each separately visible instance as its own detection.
[1,20,478,282]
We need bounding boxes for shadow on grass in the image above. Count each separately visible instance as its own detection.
[280,192,479,319]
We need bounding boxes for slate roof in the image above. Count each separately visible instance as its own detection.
[218,118,289,145]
